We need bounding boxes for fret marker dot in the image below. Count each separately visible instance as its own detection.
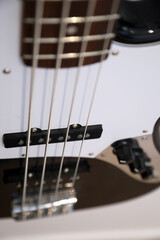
[67,25,78,35]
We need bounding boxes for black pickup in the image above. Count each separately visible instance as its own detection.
[3,124,102,148]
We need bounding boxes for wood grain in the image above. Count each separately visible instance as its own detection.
[22,0,118,68]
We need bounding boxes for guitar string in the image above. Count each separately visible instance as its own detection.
[55,0,97,195]
[54,70,69,157]
[37,70,48,157]
[37,0,71,213]
[21,0,44,215]
[72,0,121,187]
[71,67,91,157]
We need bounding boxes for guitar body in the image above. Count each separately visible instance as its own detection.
[1,0,160,238]
[1,0,160,160]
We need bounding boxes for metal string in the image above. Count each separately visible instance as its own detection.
[72,0,121,187]
[55,0,97,195]
[37,0,71,213]
[21,0,44,215]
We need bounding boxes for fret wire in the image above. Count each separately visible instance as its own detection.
[24,14,120,24]
[72,0,121,187]
[23,33,115,44]
[23,49,110,60]
[37,0,71,215]
[21,0,44,217]
[55,0,97,195]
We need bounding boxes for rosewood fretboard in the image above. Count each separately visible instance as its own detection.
[22,0,120,68]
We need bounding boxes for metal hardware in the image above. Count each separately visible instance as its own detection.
[112,138,154,180]
[32,128,38,133]
[23,33,115,44]
[143,130,148,133]
[85,133,90,139]
[3,68,11,74]
[24,14,120,24]
[23,49,110,60]
[111,50,119,56]
[38,138,44,143]
[148,29,154,34]
[77,134,83,140]
[12,188,77,220]
[58,136,64,141]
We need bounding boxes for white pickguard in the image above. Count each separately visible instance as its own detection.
[0,0,160,158]
[1,0,160,160]
[1,0,160,238]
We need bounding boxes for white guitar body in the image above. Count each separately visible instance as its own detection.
[0,0,160,239]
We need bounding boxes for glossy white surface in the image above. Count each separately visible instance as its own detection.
[1,1,160,239]
[0,0,160,159]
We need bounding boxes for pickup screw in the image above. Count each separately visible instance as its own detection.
[32,128,37,133]
[89,153,94,156]
[85,133,90,139]
[58,136,64,141]
[148,29,154,34]
[22,153,26,157]
[28,172,33,178]
[143,130,148,133]
[67,135,71,140]
[112,50,119,56]
[64,168,69,173]
[3,68,11,74]
[18,139,24,146]
[35,181,39,186]
[38,138,44,143]
[72,124,78,129]
[77,134,83,139]
[17,182,22,189]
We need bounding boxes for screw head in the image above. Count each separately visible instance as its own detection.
[143,130,148,133]
[32,128,38,133]
[112,50,119,56]
[58,136,64,141]
[28,172,33,178]
[148,29,154,34]
[64,168,69,173]
[3,68,11,74]
[67,135,71,140]
[38,138,44,144]
[72,124,78,129]
[77,134,83,140]
[85,133,90,139]
[89,153,94,156]
[18,139,24,146]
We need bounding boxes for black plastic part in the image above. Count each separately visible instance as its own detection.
[3,124,103,148]
[116,0,160,44]
[112,139,139,164]
[112,138,154,179]
[3,160,90,184]
[129,152,150,174]
[141,166,154,179]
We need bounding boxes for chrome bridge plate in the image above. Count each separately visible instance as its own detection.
[12,188,77,220]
